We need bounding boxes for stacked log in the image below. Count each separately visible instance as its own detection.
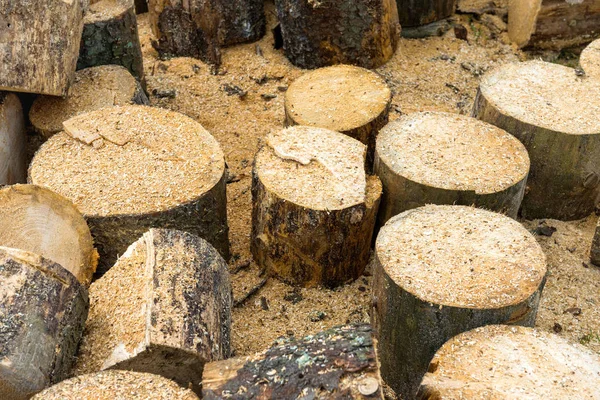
[0,93,26,185]
[580,38,600,78]
[397,0,457,27]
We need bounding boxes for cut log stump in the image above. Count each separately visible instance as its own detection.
[274,0,400,69]
[374,112,529,226]
[473,60,600,220]
[203,324,383,399]
[73,229,232,395]
[251,126,382,288]
[29,105,229,274]
[372,205,547,400]
[417,325,600,399]
[0,247,88,400]
[397,0,457,27]
[29,65,148,138]
[581,38,600,78]
[0,93,26,185]
[284,65,392,170]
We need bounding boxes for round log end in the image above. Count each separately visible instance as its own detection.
[581,38,600,78]
[84,0,130,25]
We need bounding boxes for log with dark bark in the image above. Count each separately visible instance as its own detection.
[396,0,457,27]
[0,93,26,185]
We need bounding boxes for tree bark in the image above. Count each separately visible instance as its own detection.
[396,0,458,27]
[0,93,26,185]
[590,217,600,266]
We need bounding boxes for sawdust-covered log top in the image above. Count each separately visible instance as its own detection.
[29,105,229,273]
[473,60,600,220]
[581,38,600,78]
[374,111,529,225]
[396,0,457,27]
[417,325,600,399]
[251,126,381,287]
[0,92,26,185]
[373,205,547,400]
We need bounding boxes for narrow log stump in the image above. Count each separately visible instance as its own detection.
[274,0,400,69]
[581,38,600,77]
[29,105,229,274]
[417,325,600,399]
[0,93,26,185]
[251,126,382,288]
[372,205,547,400]
[203,324,383,399]
[474,60,600,220]
[29,65,148,138]
[284,65,392,169]
[74,229,231,395]
[0,247,88,400]
[397,0,457,27]
[374,112,529,226]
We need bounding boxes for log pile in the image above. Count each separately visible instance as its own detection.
[0,93,26,185]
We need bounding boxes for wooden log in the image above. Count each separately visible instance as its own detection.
[251,126,382,288]
[203,324,383,399]
[284,65,392,170]
[0,0,86,96]
[372,205,547,400]
[590,217,600,266]
[417,325,600,399]
[473,60,600,220]
[274,0,400,69]
[396,0,457,27]
[73,229,232,395]
[580,38,600,78]
[508,0,600,50]
[0,93,26,185]
[29,65,148,138]
[457,0,507,16]
[0,246,88,400]
[374,112,530,227]
[29,105,229,274]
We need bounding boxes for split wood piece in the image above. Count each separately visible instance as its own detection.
[274,0,400,69]
[473,60,600,220]
[203,324,383,399]
[581,38,600,78]
[284,65,392,170]
[508,0,600,50]
[29,65,148,138]
[29,105,229,274]
[74,229,232,395]
[251,126,382,288]
[0,0,86,96]
[374,112,529,226]
[590,217,600,266]
[0,93,26,185]
[372,205,547,400]
[417,325,600,399]
[396,0,457,27]
[0,247,88,400]
[33,370,199,399]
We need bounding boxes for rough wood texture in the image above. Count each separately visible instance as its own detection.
[74,229,231,395]
[590,217,600,266]
[274,0,400,69]
[0,247,88,400]
[417,325,600,399]
[203,324,383,399]
[581,38,600,77]
[397,0,457,27]
[372,205,547,400]
[473,60,600,220]
[0,0,86,96]
[0,93,26,185]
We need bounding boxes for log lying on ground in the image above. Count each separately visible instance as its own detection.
[0,247,88,400]
[0,93,26,185]
[396,0,457,27]
[473,60,600,220]
[29,105,229,274]
[29,65,148,138]
[372,205,547,400]
[284,65,392,170]
[251,126,382,288]
[0,0,86,96]
[417,325,600,399]
[203,324,383,399]
[580,38,600,78]
[274,0,400,69]
[74,229,231,395]
[374,112,529,226]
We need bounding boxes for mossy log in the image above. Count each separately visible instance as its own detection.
[74,229,232,395]
[251,126,381,288]
[203,324,383,399]
[372,205,547,399]
[0,93,26,185]
[580,38,600,77]
[396,0,457,27]
[274,0,400,69]
[0,247,88,400]
[473,60,600,220]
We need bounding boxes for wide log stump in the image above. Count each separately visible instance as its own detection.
[374,112,529,226]
[0,93,26,185]
[29,105,229,274]
[284,65,392,169]
[581,38,600,78]
[473,60,600,220]
[251,126,382,288]
[397,0,457,27]
[74,229,231,395]
[274,0,400,69]
[29,65,148,138]
[372,205,547,399]
[0,247,88,400]
[203,324,383,399]
[417,325,600,399]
